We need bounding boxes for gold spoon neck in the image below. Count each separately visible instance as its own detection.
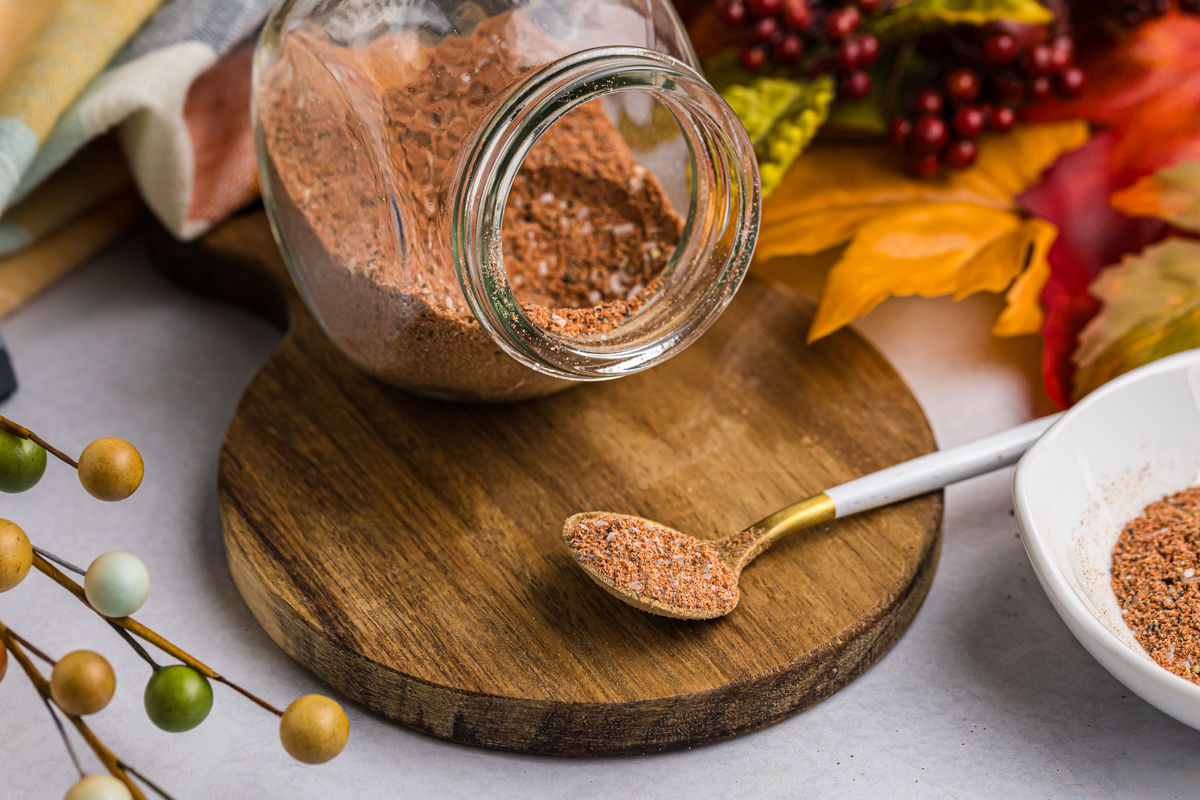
[719,492,836,574]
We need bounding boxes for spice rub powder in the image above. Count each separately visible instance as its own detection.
[564,514,740,615]
[258,13,683,400]
[1113,486,1200,683]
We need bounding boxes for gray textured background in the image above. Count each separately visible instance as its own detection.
[1,237,1198,799]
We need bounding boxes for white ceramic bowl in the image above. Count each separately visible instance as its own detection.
[1015,348,1200,730]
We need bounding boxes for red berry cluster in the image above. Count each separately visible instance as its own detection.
[715,0,886,102]
[888,23,1085,177]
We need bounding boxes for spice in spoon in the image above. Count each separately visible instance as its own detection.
[563,513,740,619]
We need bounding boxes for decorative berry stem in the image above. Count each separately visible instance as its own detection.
[879,36,918,119]
[41,696,86,779]
[0,620,148,800]
[107,620,162,671]
[15,636,90,779]
[31,552,285,717]
[118,765,178,800]
[8,625,57,665]
[33,545,86,576]
[0,413,77,468]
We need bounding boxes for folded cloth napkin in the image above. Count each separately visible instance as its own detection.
[0,137,130,254]
[0,0,273,255]
[0,0,164,208]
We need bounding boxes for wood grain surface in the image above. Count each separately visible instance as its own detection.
[146,211,944,756]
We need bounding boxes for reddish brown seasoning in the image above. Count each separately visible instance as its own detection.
[257,14,682,398]
[564,514,739,614]
[1112,486,1200,683]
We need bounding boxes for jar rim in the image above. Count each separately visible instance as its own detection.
[451,46,761,381]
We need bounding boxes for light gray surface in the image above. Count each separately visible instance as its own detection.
[1,237,1198,799]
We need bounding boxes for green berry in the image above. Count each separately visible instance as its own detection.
[144,665,213,732]
[0,430,46,493]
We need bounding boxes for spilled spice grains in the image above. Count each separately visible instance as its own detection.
[1112,486,1200,683]
[564,514,739,615]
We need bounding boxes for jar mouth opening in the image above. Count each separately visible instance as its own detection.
[452,47,760,380]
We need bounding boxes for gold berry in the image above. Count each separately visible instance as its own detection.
[0,519,32,592]
[280,695,350,764]
[50,650,116,716]
[78,438,144,502]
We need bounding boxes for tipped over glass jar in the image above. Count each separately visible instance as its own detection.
[253,0,759,402]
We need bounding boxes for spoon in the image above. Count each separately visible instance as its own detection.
[563,413,1063,620]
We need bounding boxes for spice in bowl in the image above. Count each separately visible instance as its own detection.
[1112,486,1200,683]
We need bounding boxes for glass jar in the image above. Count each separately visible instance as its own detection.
[253,0,759,402]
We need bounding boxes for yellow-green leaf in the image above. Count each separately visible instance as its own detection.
[872,0,1054,39]
[1111,159,1200,234]
[706,52,834,199]
[1074,239,1200,400]
[720,75,834,199]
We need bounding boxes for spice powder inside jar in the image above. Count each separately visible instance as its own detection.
[1112,486,1200,684]
[258,14,684,400]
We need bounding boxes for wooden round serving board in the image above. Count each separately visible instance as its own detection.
[147,211,943,756]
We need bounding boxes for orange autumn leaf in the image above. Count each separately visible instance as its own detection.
[752,120,1087,341]
[1111,159,1200,234]
[991,218,1057,337]
[810,203,1019,341]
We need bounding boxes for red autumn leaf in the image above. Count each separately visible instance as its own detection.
[1027,13,1200,187]
[1018,15,1200,405]
[1019,133,1165,406]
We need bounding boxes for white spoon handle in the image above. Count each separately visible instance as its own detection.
[825,413,1063,518]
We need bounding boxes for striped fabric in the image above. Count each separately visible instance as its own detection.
[0,0,164,208]
[0,2,65,89]
[0,0,274,256]
[0,137,129,255]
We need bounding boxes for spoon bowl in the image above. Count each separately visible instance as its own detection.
[562,512,736,619]
[563,495,838,619]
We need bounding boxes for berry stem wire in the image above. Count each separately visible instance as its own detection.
[42,695,86,778]
[33,545,85,576]
[108,620,161,671]
[30,552,286,717]
[8,627,57,665]
[0,619,148,800]
[0,413,78,468]
[120,762,180,800]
